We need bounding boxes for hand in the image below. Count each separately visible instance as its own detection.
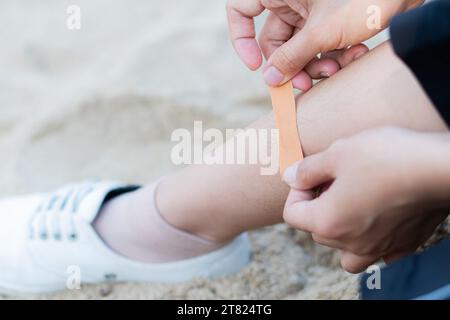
[226,0,423,90]
[282,127,450,273]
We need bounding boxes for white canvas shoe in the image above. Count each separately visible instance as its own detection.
[0,181,251,294]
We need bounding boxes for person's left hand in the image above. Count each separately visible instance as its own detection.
[282,127,450,273]
[226,0,423,91]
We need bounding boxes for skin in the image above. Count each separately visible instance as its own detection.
[155,42,448,267]
[283,128,450,273]
[226,0,449,272]
[226,0,423,90]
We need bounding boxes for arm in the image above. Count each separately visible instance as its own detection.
[158,42,447,244]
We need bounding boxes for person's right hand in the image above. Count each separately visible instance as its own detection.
[227,0,423,91]
[282,127,450,273]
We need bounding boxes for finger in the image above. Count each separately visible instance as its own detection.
[303,44,369,79]
[291,70,313,91]
[259,13,295,60]
[340,251,380,274]
[284,186,315,206]
[303,58,341,79]
[263,26,320,86]
[262,24,314,90]
[283,189,319,233]
[226,0,265,70]
[312,233,343,249]
[322,44,369,68]
[283,153,335,190]
[284,184,350,238]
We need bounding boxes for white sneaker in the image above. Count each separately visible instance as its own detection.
[0,181,251,294]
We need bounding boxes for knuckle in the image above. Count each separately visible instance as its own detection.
[316,215,343,239]
[274,45,301,73]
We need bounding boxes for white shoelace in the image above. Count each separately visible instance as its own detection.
[28,182,96,241]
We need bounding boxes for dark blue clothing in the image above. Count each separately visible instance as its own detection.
[390,0,450,123]
[361,238,450,300]
[360,1,450,299]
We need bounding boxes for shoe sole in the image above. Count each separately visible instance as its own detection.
[0,233,252,296]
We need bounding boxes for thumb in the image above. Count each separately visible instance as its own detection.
[264,28,320,86]
[283,151,335,191]
[283,189,319,233]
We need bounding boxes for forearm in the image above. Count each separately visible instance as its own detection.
[296,41,447,157]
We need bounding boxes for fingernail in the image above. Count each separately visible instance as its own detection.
[319,71,330,78]
[354,52,365,60]
[283,165,297,185]
[263,66,284,86]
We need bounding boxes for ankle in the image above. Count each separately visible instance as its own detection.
[94,182,226,263]
[93,190,136,246]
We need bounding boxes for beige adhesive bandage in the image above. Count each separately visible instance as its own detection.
[269,81,304,175]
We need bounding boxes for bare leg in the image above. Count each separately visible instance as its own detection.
[94,42,446,262]
[157,42,446,242]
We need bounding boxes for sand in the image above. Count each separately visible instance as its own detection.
[0,0,443,300]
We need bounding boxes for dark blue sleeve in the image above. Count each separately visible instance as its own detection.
[360,238,450,300]
[390,0,450,124]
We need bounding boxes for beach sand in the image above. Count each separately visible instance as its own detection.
[0,0,444,300]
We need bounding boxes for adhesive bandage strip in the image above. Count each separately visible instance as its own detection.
[269,81,304,175]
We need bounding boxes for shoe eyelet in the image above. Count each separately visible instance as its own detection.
[104,273,117,281]
[69,233,78,241]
